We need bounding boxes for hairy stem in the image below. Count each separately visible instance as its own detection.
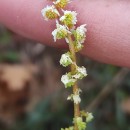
[67,34,80,130]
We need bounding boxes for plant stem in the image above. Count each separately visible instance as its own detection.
[67,34,80,130]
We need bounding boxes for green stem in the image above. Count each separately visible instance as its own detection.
[67,34,80,130]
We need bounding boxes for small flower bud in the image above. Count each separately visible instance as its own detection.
[41,5,60,21]
[61,73,76,88]
[67,95,72,101]
[60,10,77,28]
[74,24,87,44]
[86,113,94,123]
[53,0,71,9]
[60,52,72,67]
[52,21,71,42]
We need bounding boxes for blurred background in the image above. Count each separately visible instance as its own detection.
[0,25,130,130]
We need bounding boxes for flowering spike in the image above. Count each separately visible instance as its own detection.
[41,0,93,129]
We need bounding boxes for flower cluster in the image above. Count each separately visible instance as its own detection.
[76,117,86,130]
[61,66,87,88]
[41,0,93,130]
[52,21,71,42]
[67,89,82,104]
[60,52,73,67]
[54,0,71,9]
[61,112,94,130]
[80,111,94,123]
[74,112,93,130]
[41,5,60,21]
[74,24,87,44]
[61,73,76,88]
[60,10,77,28]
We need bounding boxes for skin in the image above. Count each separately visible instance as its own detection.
[0,0,130,67]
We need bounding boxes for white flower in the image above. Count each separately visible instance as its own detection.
[61,73,76,88]
[41,5,60,21]
[60,52,73,67]
[73,94,81,104]
[73,66,87,79]
[60,10,77,27]
[53,0,71,8]
[77,66,87,77]
[52,21,71,42]
[86,113,93,122]
[74,24,87,44]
